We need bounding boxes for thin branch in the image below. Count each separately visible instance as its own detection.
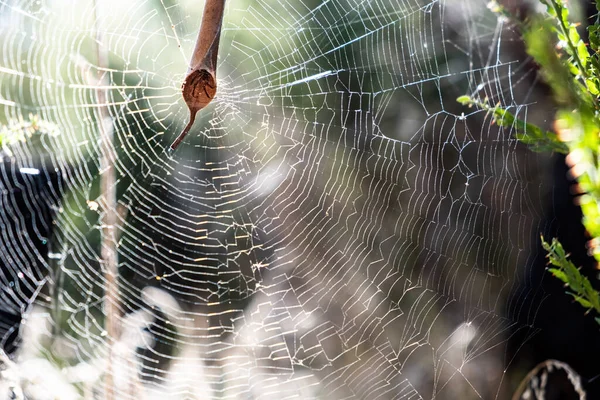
[93,2,120,400]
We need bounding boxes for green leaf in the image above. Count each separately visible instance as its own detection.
[590,25,600,47]
[570,293,593,309]
[543,237,600,319]
[561,7,568,23]
[577,41,589,69]
[456,96,472,105]
[586,79,599,95]
[548,268,568,283]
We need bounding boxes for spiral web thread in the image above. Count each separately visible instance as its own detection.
[0,0,550,399]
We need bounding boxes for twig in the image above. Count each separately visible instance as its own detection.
[170,0,226,150]
[93,2,120,400]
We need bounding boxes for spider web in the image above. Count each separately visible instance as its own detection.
[0,0,552,398]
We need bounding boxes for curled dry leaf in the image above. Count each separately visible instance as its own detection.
[170,0,225,150]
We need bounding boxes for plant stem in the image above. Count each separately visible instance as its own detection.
[93,2,120,399]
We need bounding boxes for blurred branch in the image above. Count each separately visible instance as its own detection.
[92,2,120,400]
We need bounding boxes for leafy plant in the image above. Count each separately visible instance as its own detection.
[0,114,59,156]
[542,236,600,324]
[460,0,600,324]
[456,96,568,153]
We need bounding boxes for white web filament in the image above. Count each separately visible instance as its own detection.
[0,0,551,399]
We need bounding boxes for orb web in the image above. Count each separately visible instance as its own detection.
[0,0,551,398]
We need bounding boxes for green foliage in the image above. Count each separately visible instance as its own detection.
[456,96,568,153]
[0,114,60,156]
[460,0,600,324]
[537,0,600,104]
[542,237,600,323]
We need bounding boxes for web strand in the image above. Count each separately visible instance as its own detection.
[0,0,551,399]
